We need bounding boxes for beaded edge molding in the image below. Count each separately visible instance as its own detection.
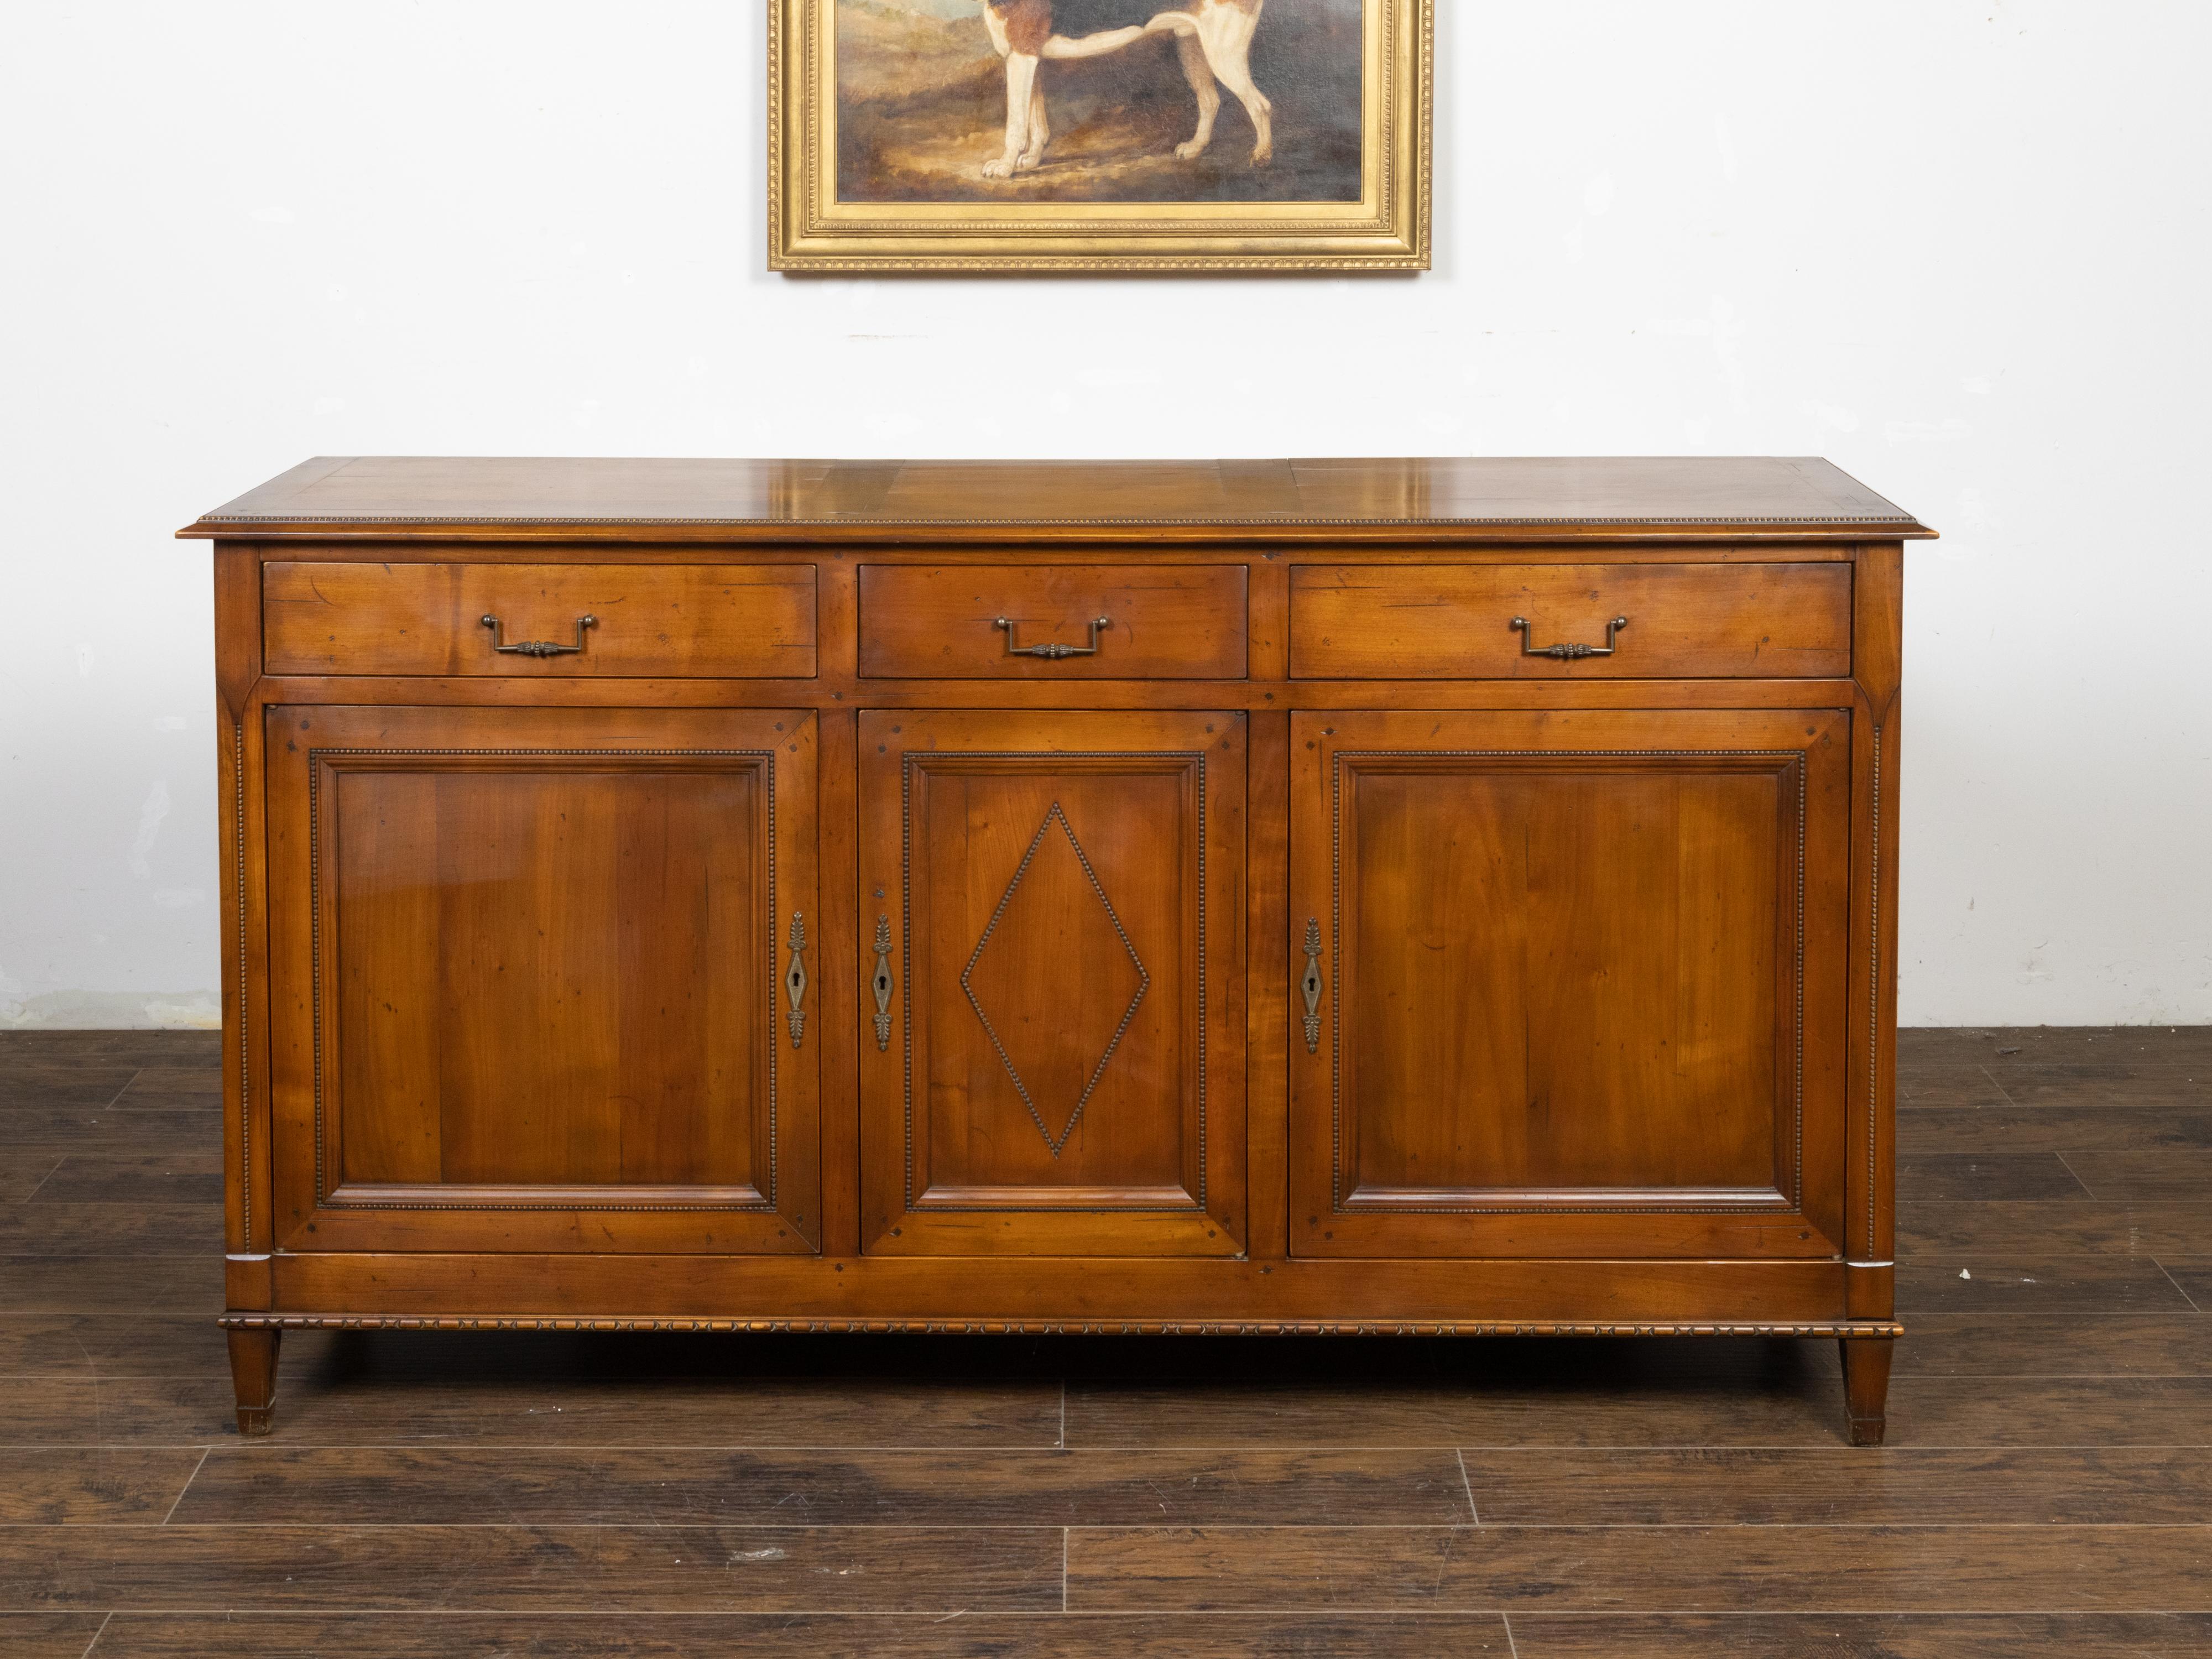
[218,1313,1906,1339]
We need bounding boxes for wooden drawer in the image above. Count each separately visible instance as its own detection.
[262,562,817,677]
[859,565,1246,679]
[1290,563,1852,679]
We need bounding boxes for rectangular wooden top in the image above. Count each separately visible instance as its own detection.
[181,457,1932,544]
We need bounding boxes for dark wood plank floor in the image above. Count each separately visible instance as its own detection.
[2,1026,2209,1656]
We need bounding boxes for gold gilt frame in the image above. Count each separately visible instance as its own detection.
[769,0,1432,273]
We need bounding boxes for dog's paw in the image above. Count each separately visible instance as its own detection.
[981,156,1017,179]
[1249,142,1274,166]
[1175,139,1208,160]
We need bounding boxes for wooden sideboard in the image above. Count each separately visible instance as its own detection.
[184,456,1928,1444]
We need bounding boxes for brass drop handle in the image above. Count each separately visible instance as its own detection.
[1301,919,1324,1054]
[784,914,808,1048]
[996,615,1110,660]
[870,916,895,1052]
[1511,614,1627,660]
[483,613,596,657]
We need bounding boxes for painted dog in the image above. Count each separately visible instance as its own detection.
[977,0,1272,179]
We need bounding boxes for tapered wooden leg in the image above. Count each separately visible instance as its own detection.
[226,1327,280,1437]
[1840,1335,1894,1446]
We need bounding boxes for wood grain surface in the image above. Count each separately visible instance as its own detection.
[181,457,1935,542]
[1290,562,1852,679]
[257,704,821,1258]
[1288,707,1851,1261]
[263,562,817,677]
[858,564,1248,679]
[858,709,1248,1259]
[1,1025,2206,1653]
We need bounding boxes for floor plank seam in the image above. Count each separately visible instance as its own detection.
[2052,1149,2098,1198]
[2155,1261,2204,1313]
[20,1439,2212,1453]
[76,1610,111,1659]
[157,1447,211,1526]
[1457,1446,1480,1525]
[14,1156,66,1206]
[0,1610,1939,1621]
[24,1520,2212,1533]
[19,1605,2212,1618]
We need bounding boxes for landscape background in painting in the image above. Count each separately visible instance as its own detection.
[836,0,1364,205]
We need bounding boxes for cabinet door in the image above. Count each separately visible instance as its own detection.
[1291,709,1850,1260]
[860,711,1245,1256]
[264,705,818,1254]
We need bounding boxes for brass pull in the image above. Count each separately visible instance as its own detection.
[482,613,596,657]
[784,914,808,1048]
[1301,919,1324,1054]
[1511,614,1627,660]
[871,915,894,1052]
[996,615,1110,660]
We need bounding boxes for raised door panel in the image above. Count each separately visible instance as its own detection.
[264,705,818,1253]
[860,711,1246,1257]
[1291,708,1850,1260]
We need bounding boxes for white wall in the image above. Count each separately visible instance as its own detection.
[2,1,2206,1028]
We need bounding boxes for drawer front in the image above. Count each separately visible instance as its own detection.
[1291,563,1852,679]
[263,562,817,677]
[859,565,1246,679]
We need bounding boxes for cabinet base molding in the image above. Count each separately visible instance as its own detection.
[220,1313,1906,1340]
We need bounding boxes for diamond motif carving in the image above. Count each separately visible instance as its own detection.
[961,802,1150,1157]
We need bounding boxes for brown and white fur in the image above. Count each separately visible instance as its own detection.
[977,0,1271,179]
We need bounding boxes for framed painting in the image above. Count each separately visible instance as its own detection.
[770,0,1432,272]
